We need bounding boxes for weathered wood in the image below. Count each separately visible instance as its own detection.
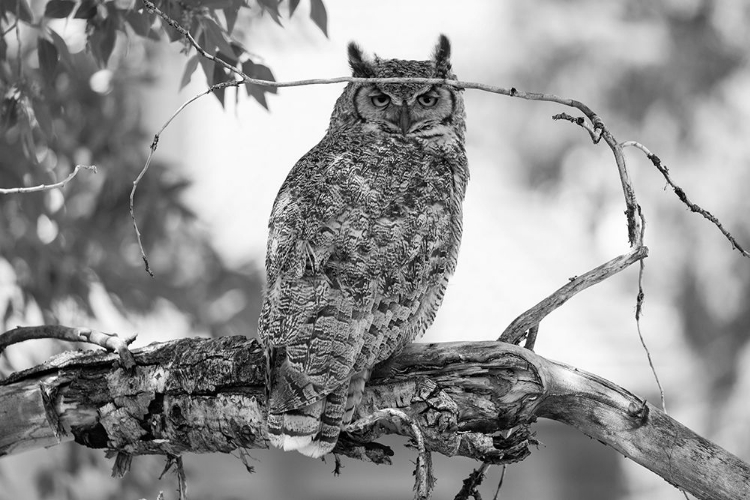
[537,361,750,500]
[1,337,748,500]
[0,376,68,454]
[499,246,648,344]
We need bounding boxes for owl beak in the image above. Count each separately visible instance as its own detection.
[399,105,411,135]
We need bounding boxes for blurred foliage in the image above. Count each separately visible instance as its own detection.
[0,0,327,344]
[511,0,750,411]
[512,1,750,189]
[1,1,325,498]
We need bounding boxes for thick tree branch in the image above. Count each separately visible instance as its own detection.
[537,360,749,500]
[1,336,747,500]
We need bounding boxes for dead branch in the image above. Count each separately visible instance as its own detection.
[453,462,491,500]
[0,164,97,194]
[142,0,249,82]
[622,140,750,258]
[0,325,137,370]
[0,336,747,500]
[499,246,648,344]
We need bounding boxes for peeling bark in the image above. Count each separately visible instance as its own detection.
[1,337,748,500]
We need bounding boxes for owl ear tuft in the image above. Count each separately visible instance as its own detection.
[432,34,452,78]
[348,42,375,78]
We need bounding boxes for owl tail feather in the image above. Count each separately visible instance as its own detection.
[267,370,371,458]
[267,382,347,458]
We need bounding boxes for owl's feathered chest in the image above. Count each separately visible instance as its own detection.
[324,136,461,211]
[269,132,467,292]
[293,133,466,213]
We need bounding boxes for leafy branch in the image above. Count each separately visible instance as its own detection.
[0,0,327,168]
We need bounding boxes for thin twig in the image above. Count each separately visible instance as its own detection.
[129,82,237,276]
[607,139,642,247]
[622,140,749,258]
[454,462,491,500]
[130,140,158,278]
[553,112,641,247]
[632,207,667,412]
[176,456,188,500]
[491,465,506,500]
[142,0,250,81]
[235,448,257,474]
[499,246,648,344]
[0,325,137,370]
[347,408,433,500]
[552,112,601,143]
[636,255,666,412]
[0,164,97,194]
[158,455,175,480]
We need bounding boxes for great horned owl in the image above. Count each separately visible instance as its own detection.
[258,35,468,458]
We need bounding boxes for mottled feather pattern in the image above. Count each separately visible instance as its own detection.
[258,35,468,457]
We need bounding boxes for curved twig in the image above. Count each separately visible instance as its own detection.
[0,164,97,194]
[492,465,506,500]
[631,206,667,412]
[142,0,250,82]
[499,246,649,344]
[0,325,137,370]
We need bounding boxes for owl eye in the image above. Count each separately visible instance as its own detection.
[417,94,439,107]
[370,94,391,108]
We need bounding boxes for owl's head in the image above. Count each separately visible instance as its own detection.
[329,35,465,142]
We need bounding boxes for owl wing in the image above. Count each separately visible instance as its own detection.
[259,149,377,416]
